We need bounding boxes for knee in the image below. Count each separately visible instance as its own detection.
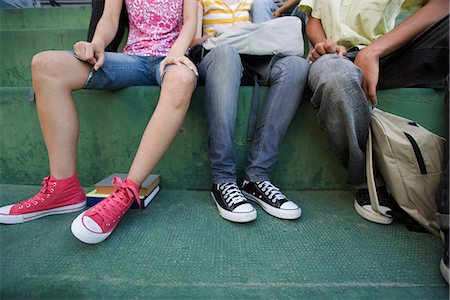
[272,56,310,83]
[163,66,196,109]
[31,51,60,82]
[310,54,361,89]
[209,45,241,69]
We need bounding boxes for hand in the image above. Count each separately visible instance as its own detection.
[308,39,347,62]
[354,47,380,105]
[273,9,282,18]
[159,52,198,77]
[73,41,105,71]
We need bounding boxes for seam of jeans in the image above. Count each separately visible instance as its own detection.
[250,62,286,178]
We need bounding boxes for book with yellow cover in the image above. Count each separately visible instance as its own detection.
[94,173,160,196]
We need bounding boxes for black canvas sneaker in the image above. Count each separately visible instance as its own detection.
[241,180,301,220]
[354,187,393,224]
[211,182,256,223]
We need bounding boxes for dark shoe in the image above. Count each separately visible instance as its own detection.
[241,180,301,220]
[354,187,393,224]
[210,182,256,223]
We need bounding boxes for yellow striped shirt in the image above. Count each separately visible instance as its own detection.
[199,0,253,36]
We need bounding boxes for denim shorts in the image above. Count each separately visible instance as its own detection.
[69,51,166,90]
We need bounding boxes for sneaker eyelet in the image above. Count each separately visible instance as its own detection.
[50,188,54,193]
[18,205,23,209]
[26,204,31,208]
[106,223,111,227]
[113,220,116,223]
[34,201,38,205]
[46,194,50,198]
[53,182,57,187]
[41,199,45,202]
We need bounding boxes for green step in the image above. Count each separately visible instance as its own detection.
[0,86,347,189]
[0,86,445,189]
[0,185,448,299]
[0,6,91,30]
[1,28,87,86]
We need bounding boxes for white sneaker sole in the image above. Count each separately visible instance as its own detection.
[71,212,112,244]
[0,200,86,224]
[210,192,257,223]
[440,258,449,284]
[353,200,393,225]
[242,191,301,220]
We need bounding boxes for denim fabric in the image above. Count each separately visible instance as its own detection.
[197,45,309,184]
[308,15,449,190]
[251,0,300,23]
[69,51,165,90]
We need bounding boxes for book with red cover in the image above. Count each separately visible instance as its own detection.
[86,185,160,209]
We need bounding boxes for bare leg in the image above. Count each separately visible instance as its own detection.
[31,51,91,179]
[127,65,196,186]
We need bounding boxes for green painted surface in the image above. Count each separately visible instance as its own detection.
[0,86,348,190]
[1,29,87,86]
[0,185,448,299]
[0,7,90,30]
[0,86,444,189]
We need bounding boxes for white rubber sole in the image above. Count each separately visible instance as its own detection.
[71,212,112,244]
[353,200,393,225]
[210,192,257,223]
[0,200,86,224]
[242,191,301,220]
[440,258,449,284]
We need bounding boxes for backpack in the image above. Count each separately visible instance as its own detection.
[366,108,445,236]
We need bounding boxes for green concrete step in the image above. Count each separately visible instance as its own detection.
[1,28,87,86]
[0,86,347,189]
[0,7,90,30]
[0,86,445,190]
[0,185,448,299]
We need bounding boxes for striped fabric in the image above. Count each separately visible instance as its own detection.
[199,0,253,36]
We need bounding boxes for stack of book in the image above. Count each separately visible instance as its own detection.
[86,173,160,209]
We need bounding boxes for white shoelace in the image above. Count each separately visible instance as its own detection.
[219,182,246,206]
[257,181,286,202]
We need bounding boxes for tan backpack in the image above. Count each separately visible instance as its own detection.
[366,108,445,236]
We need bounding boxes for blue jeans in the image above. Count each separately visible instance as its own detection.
[251,0,299,23]
[69,51,166,90]
[197,45,309,184]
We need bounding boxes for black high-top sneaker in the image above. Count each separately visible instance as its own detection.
[354,187,393,225]
[241,180,301,220]
[210,182,256,223]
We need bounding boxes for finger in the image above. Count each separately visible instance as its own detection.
[84,46,97,65]
[159,60,168,77]
[310,49,321,61]
[315,43,326,55]
[323,40,336,53]
[94,51,105,71]
[337,46,347,57]
[366,80,378,105]
[179,57,199,76]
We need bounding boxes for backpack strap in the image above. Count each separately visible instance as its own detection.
[366,126,382,214]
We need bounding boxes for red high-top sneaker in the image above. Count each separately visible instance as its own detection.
[71,177,140,244]
[0,173,86,224]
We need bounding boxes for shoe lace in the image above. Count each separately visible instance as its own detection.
[257,181,286,202]
[219,182,246,206]
[93,177,140,223]
[18,176,56,209]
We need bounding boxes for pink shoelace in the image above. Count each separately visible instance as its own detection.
[17,176,56,209]
[91,177,141,223]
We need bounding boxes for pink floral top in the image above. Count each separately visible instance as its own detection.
[123,0,184,57]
